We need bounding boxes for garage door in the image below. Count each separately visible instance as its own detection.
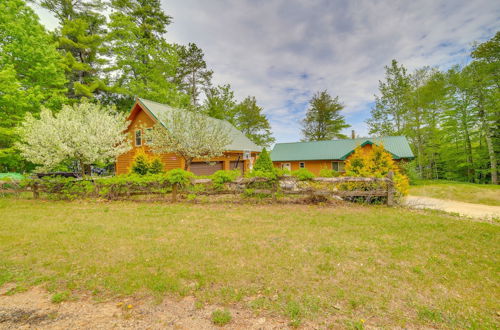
[230,160,244,175]
[189,161,223,176]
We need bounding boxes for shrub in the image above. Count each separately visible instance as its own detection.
[318,168,340,178]
[344,144,409,196]
[211,169,240,187]
[398,160,419,185]
[246,169,277,180]
[165,168,193,186]
[211,309,232,326]
[149,157,164,174]
[252,148,274,173]
[275,167,291,177]
[130,149,165,175]
[292,168,314,181]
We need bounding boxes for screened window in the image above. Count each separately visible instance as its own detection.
[145,128,153,145]
[135,129,142,146]
[299,162,305,168]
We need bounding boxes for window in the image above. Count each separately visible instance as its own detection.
[145,128,153,145]
[282,163,291,171]
[135,129,142,146]
[299,162,305,168]
[332,161,345,172]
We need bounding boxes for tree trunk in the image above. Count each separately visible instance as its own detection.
[484,129,498,184]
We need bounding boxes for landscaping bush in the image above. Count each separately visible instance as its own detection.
[149,157,164,174]
[165,168,194,187]
[318,168,340,177]
[343,144,409,196]
[252,148,274,173]
[211,169,240,188]
[292,168,315,181]
[130,149,164,175]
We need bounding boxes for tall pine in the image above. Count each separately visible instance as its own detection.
[301,90,350,141]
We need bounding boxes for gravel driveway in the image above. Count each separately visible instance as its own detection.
[404,195,500,220]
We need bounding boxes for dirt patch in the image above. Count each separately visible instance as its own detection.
[0,286,297,329]
[404,195,500,221]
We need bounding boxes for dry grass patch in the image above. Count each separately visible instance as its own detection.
[0,199,498,328]
[410,180,500,206]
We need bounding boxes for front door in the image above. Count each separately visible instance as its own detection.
[282,163,291,171]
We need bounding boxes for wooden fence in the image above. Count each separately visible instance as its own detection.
[0,171,395,205]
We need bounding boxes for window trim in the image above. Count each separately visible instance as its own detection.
[135,129,142,146]
[331,161,339,172]
[299,162,305,169]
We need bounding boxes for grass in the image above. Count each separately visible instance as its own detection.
[0,199,498,328]
[211,309,232,326]
[410,180,500,206]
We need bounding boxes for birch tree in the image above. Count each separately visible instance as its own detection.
[147,110,232,170]
[16,101,130,175]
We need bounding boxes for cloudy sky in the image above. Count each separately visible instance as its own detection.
[30,0,499,143]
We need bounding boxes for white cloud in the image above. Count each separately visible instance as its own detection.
[30,0,500,142]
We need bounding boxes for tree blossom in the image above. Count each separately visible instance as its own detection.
[16,101,131,175]
[147,109,232,170]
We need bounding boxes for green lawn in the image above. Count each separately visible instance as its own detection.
[0,199,498,328]
[410,180,500,206]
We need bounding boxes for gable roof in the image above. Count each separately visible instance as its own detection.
[271,136,414,161]
[135,98,262,152]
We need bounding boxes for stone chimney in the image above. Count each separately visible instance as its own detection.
[351,130,356,139]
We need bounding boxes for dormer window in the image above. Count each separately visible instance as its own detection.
[135,129,142,146]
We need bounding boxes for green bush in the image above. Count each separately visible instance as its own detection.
[165,168,194,186]
[318,168,340,178]
[211,309,232,326]
[275,168,291,177]
[211,169,240,188]
[292,168,314,181]
[253,148,274,173]
[149,157,164,174]
[246,169,277,180]
[131,151,151,175]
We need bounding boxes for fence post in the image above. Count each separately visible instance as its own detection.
[171,183,178,203]
[387,171,394,206]
[33,180,39,199]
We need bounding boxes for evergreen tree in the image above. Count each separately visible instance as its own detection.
[301,90,350,141]
[106,0,189,111]
[0,0,67,171]
[234,96,275,147]
[203,84,237,123]
[252,148,274,173]
[174,43,213,108]
[38,0,109,99]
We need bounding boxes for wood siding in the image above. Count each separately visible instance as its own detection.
[116,103,259,175]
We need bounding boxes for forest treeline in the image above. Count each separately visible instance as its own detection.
[367,33,499,184]
[0,0,274,172]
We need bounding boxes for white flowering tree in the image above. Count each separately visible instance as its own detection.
[16,101,131,175]
[148,109,233,170]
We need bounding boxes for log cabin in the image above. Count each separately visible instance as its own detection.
[271,136,414,175]
[116,98,262,175]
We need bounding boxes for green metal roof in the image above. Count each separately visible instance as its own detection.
[271,136,414,161]
[137,98,262,152]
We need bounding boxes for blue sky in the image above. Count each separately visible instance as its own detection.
[30,0,499,143]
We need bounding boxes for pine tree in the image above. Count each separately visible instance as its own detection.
[174,43,213,108]
[38,0,109,99]
[234,97,275,147]
[301,90,350,141]
[106,0,189,110]
[252,148,274,173]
